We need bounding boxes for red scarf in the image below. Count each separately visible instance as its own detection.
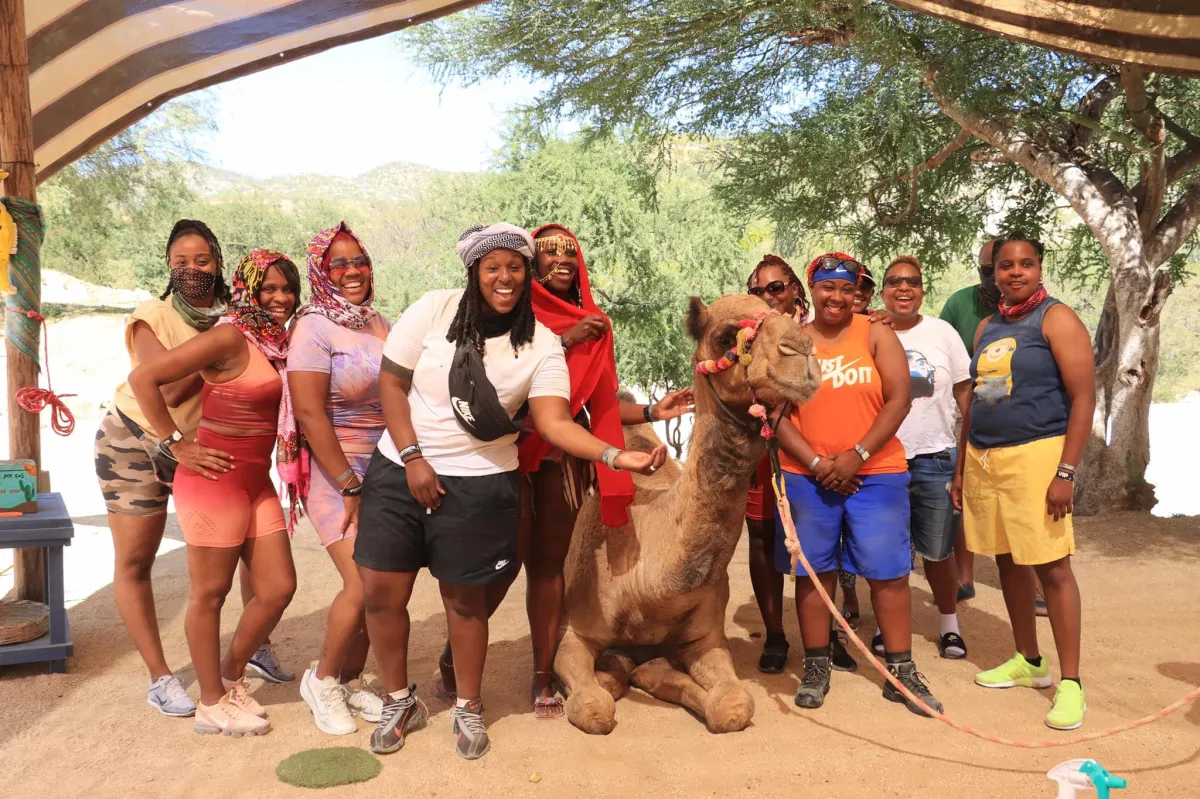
[518,225,633,528]
[999,284,1049,318]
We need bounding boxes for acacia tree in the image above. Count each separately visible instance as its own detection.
[409,0,1200,514]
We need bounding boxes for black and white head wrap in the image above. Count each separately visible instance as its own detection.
[456,223,535,267]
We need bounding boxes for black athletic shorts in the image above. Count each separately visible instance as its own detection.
[353,451,522,586]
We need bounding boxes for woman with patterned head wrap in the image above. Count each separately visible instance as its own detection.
[289,222,392,735]
[354,223,666,760]
[129,249,302,739]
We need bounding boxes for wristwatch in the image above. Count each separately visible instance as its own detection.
[854,444,870,462]
[159,429,184,456]
[643,404,655,424]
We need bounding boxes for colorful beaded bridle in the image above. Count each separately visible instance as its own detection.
[693,312,780,439]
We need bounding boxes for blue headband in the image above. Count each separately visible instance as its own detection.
[811,264,859,284]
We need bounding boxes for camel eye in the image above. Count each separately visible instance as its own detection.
[716,332,736,350]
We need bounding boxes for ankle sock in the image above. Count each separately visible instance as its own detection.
[1023,654,1043,668]
[804,646,831,659]
[939,613,960,637]
[1062,676,1081,688]
[884,650,912,666]
[455,696,476,709]
[221,677,237,690]
[389,686,412,702]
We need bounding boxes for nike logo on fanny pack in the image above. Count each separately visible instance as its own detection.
[452,397,476,425]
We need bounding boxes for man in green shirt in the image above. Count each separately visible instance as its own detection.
[938,240,1000,355]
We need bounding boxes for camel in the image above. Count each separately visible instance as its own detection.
[554,294,821,734]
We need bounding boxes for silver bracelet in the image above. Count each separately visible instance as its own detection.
[809,455,822,470]
[599,447,623,471]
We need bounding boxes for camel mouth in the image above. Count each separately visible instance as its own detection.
[765,363,821,405]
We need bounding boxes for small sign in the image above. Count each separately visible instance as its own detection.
[0,460,38,514]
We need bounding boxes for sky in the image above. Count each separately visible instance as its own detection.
[200,35,544,178]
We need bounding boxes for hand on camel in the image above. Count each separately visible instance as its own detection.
[562,315,608,348]
[615,445,668,475]
[651,388,695,421]
[405,458,445,510]
[817,451,863,494]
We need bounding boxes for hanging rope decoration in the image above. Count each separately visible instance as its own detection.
[2,194,73,435]
[14,309,75,436]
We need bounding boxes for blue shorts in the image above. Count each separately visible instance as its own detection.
[908,449,959,562]
[775,472,911,581]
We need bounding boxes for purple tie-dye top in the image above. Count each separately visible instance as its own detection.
[287,313,391,449]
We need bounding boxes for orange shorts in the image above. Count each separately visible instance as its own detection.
[173,430,285,548]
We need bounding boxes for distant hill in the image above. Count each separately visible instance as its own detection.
[185,161,449,202]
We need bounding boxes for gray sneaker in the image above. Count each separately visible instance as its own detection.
[369,685,428,755]
[794,656,832,709]
[452,699,490,760]
[883,660,944,717]
[147,674,196,717]
[246,643,295,683]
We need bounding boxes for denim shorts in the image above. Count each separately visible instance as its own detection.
[908,448,959,562]
[775,472,911,581]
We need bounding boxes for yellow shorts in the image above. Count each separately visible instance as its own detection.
[963,435,1074,566]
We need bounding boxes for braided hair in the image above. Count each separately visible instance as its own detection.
[160,219,231,303]
[447,256,538,355]
[747,254,809,319]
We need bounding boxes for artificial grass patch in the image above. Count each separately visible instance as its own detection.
[276,747,382,789]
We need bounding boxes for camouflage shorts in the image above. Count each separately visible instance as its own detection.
[94,410,170,516]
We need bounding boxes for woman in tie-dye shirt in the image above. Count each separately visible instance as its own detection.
[288,222,391,735]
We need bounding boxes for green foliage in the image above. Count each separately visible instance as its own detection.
[407,1,1199,283]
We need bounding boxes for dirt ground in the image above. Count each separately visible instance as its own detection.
[1,510,1197,798]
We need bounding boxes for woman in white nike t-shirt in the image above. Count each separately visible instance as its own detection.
[352,224,664,760]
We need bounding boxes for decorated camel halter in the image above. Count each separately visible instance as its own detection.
[694,312,778,439]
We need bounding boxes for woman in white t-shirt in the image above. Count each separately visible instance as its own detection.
[881,256,972,659]
[353,224,665,761]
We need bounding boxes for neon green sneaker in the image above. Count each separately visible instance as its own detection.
[974,653,1052,689]
[1045,680,1086,730]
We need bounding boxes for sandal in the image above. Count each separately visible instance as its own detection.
[841,610,861,632]
[757,636,789,674]
[434,645,457,704]
[830,631,858,672]
[532,672,564,720]
[1035,582,1049,617]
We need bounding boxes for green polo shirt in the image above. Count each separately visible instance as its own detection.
[938,285,994,356]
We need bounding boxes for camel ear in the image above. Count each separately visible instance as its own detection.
[687,296,709,342]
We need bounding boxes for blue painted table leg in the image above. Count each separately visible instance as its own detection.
[47,545,69,673]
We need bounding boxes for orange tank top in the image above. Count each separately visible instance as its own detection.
[201,344,282,430]
[779,314,907,476]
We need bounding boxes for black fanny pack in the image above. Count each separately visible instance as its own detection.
[448,343,527,442]
[115,407,179,486]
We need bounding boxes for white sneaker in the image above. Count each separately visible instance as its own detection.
[345,674,386,723]
[147,674,196,717]
[300,662,357,736]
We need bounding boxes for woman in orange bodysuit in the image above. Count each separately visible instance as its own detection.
[130,250,301,738]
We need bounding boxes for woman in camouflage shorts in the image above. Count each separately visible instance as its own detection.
[94,220,231,718]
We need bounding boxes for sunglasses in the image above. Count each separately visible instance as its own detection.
[329,256,372,275]
[813,256,863,276]
[748,280,791,297]
[883,275,922,289]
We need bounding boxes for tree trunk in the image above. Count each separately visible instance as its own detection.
[1075,257,1163,515]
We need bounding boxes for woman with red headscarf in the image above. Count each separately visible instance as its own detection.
[435,224,693,718]
[289,222,392,736]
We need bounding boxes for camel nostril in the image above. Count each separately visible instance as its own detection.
[778,342,802,357]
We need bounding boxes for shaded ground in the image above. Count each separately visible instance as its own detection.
[1,510,1197,798]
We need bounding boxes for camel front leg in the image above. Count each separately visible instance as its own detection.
[595,651,636,701]
[555,628,618,734]
[630,657,709,719]
[680,635,755,734]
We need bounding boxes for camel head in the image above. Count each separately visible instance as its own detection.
[687,294,821,420]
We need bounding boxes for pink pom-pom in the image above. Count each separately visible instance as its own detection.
[759,422,775,439]
[748,403,766,419]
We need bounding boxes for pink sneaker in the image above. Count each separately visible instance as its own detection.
[223,677,267,718]
[194,696,271,737]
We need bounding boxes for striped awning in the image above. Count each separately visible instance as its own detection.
[23,1,1200,183]
[26,1,483,183]
[887,1,1200,77]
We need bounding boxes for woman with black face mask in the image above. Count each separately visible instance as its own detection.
[94,219,232,719]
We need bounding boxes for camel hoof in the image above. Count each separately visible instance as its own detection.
[565,687,617,735]
[703,681,755,734]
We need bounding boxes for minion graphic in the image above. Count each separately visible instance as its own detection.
[974,336,1017,405]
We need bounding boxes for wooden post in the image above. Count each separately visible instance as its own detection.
[1,0,45,603]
